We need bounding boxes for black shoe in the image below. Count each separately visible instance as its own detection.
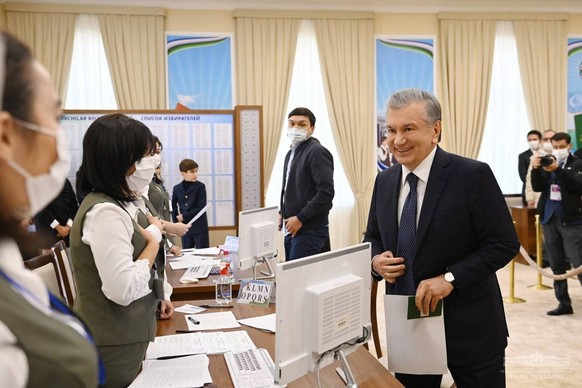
[547,305,573,316]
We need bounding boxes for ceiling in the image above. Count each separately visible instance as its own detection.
[7,0,582,13]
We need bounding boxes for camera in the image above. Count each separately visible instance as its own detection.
[539,155,556,167]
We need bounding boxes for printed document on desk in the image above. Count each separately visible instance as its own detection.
[146,331,256,359]
[169,257,221,270]
[384,294,447,374]
[129,354,211,388]
[185,311,241,331]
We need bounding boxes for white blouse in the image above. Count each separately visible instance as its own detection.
[81,201,171,306]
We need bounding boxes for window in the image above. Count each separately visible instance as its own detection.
[478,21,531,194]
[265,19,355,250]
[65,14,117,110]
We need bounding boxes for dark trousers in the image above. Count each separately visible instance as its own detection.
[182,231,209,249]
[542,218,582,306]
[284,226,329,261]
[395,352,505,388]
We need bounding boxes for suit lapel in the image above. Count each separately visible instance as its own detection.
[382,166,402,252]
[416,147,450,250]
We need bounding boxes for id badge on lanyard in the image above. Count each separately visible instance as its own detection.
[550,184,562,201]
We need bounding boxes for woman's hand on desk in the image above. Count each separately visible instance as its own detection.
[158,301,174,320]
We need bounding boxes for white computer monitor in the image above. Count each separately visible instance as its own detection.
[236,206,279,273]
[274,243,372,385]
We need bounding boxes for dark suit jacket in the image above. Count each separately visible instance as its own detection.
[364,147,519,365]
[171,180,208,235]
[518,148,533,203]
[34,178,79,247]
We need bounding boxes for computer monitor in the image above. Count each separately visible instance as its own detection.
[236,206,279,277]
[274,243,372,385]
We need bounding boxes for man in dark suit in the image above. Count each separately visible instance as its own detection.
[34,178,79,248]
[364,89,519,387]
[518,130,542,205]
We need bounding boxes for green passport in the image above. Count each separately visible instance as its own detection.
[407,296,443,319]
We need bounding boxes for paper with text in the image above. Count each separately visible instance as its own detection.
[174,304,206,314]
[384,294,447,374]
[185,311,241,331]
[169,258,220,270]
[129,354,212,387]
[146,331,256,359]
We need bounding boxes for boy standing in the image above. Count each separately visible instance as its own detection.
[172,159,209,248]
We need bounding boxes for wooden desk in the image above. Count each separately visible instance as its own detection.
[511,205,537,264]
[166,264,242,301]
[157,300,402,388]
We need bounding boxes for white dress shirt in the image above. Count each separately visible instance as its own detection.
[398,146,438,225]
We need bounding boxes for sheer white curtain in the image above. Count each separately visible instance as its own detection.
[478,21,531,194]
[265,20,355,252]
[65,14,117,109]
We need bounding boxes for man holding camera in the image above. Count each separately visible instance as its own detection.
[531,132,582,315]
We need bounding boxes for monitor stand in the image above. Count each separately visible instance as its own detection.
[336,349,358,388]
[252,253,276,280]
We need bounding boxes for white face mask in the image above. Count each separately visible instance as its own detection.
[542,141,553,154]
[7,119,70,217]
[552,148,570,164]
[287,127,308,143]
[527,140,539,152]
[127,155,156,194]
[153,153,162,169]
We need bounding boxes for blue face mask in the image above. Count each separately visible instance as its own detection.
[7,118,70,217]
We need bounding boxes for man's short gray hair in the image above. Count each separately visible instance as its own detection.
[386,88,442,125]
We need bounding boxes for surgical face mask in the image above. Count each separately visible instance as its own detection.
[127,155,156,194]
[552,148,570,164]
[527,140,539,152]
[287,127,308,143]
[153,153,162,168]
[7,118,70,217]
[542,141,553,154]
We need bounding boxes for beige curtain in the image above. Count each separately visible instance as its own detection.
[234,16,300,190]
[314,18,375,242]
[98,14,165,109]
[6,11,76,103]
[514,20,567,132]
[438,19,496,158]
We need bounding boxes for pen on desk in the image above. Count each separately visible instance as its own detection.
[199,304,234,308]
[187,316,200,325]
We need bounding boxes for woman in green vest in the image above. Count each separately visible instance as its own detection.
[71,114,169,387]
[0,31,102,386]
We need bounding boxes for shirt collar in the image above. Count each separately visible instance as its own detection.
[401,146,438,186]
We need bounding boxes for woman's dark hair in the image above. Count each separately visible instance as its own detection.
[76,114,155,202]
[0,31,36,241]
[154,136,163,151]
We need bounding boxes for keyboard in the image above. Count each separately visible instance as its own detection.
[179,265,212,283]
[224,348,277,388]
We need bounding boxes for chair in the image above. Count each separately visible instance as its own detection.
[23,251,64,299]
[364,277,383,358]
[51,240,77,308]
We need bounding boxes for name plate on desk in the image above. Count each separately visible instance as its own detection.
[237,280,273,307]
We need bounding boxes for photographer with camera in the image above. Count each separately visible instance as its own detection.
[531,132,582,316]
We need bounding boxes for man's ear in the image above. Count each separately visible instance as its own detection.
[0,112,16,162]
[432,120,442,144]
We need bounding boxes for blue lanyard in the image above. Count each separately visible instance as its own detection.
[0,268,106,385]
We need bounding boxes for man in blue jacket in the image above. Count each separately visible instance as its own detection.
[279,107,334,261]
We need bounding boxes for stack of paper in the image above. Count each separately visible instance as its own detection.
[129,355,212,387]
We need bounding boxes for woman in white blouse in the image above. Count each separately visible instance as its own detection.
[71,113,170,387]
[0,31,101,386]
